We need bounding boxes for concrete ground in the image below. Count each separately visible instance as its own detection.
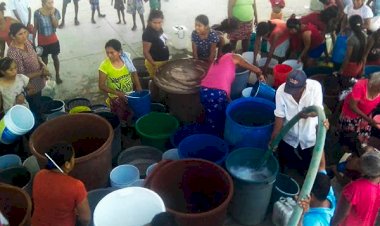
[13,0,317,225]
[16,0,312,105]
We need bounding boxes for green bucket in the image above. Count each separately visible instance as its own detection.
[135,112,179,150]
[226,147,279,225]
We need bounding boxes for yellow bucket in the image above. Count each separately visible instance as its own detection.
[69,106,92,114]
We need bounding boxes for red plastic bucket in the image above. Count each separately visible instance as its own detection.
[273,64,293,88]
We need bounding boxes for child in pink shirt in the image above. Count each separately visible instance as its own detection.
[200,44,263,135]
[331,151,380,226]
[339,76,380,143]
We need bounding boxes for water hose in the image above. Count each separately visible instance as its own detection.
[268,105,327,226]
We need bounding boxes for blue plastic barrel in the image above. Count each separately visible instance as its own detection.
[110,164,140,189]
[270,173,300,204]
[332,35,348,64]
[170,123,214,148]
[365,66,380,78]
[249,81,275,102]
[0,154,21,170]
[226,147,279,225]
[224,97,275,149]
[178,134,229,165]
[127,90,151,120]
[231,68,250,100]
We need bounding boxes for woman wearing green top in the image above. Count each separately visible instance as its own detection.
[228,0,258,52]
[98,39,142,125]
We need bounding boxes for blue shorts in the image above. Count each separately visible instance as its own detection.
[308,43,326,59]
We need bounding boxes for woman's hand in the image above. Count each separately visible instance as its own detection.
[115,91,126,100]
[369,118,380,129]
[257,74,266,82]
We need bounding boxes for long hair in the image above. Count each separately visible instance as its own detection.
[349,15,366,64]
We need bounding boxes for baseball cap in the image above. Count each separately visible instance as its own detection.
[284,69,307,95]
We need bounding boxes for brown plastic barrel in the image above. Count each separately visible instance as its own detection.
[0,183,32,226]
[29,113,114,190]
[145,159,233,226]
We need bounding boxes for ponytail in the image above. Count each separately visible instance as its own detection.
[349,15,366,63]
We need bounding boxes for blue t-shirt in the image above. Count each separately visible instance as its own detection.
[191,30,219,60]
[303,172,336,226]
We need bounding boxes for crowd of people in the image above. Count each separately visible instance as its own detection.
[0,0,380,225]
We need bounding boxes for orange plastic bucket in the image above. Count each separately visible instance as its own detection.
[273,64,293,88]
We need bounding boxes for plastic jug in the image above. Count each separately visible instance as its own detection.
[272,197,297,226]
[171,26,188,50]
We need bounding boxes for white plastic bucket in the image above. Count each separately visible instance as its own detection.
[93,187,166,226]
[258,58,278,68]
[0,105,35,144]
[171,25,188,50]
[282,59,303,71]
[110,165,140,189]
[242,87,253,98]
[242,52,260,65]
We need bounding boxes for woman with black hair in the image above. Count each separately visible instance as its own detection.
[211,18,239,56]
[142,9,169,78]
[338,15,367,82]
[191,14,220,63]
[32,143,91,226]
[286,17,326,67]
[200,44,263,135]
[254,19,289,71]
[300,5,339,34]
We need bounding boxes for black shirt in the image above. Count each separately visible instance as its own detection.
[142,27,170,61]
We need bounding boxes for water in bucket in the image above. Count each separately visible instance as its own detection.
[0,105,35,144]
[231,108,274,126]
[229,166,271,181]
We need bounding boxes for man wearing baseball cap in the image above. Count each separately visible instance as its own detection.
[270,69,324,176]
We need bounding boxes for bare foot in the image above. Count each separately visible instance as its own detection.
[131,25,137,31]
[117,21,121,24]
[92,19,96,24]
[123,20,126,24]
[75,19,80,26]
[58,22,65,28]
[98,14,106,18]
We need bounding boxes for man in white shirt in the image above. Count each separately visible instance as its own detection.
[270,70,324,176]
[59,0,80,28]
[8,0,31,26]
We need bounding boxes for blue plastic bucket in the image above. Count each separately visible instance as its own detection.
[0,154,22,170]
[178,134,229,165]
[231,68,250,100]
[129,179,145,187]
[224,97,275,149]
[332,35,348,64]
[170,123,214,148]
[145,163,157,177]
[0,105,35,144]
[127,90,151,120]
[271,173,300,204]
[110,164,140,189]
[365,66,380,77]
[162,148,179,160]
[248,81,275,102]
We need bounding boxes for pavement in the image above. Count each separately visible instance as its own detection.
[7,0,313,105]
[10,0,317,225]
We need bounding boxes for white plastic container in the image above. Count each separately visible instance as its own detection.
[282,59,303,71]
[258,58,278,68]
[171,25,188,50]
[93,187,166,226]
[162,148,179,160]
[0,105,35,144]
[272,197,297,226]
